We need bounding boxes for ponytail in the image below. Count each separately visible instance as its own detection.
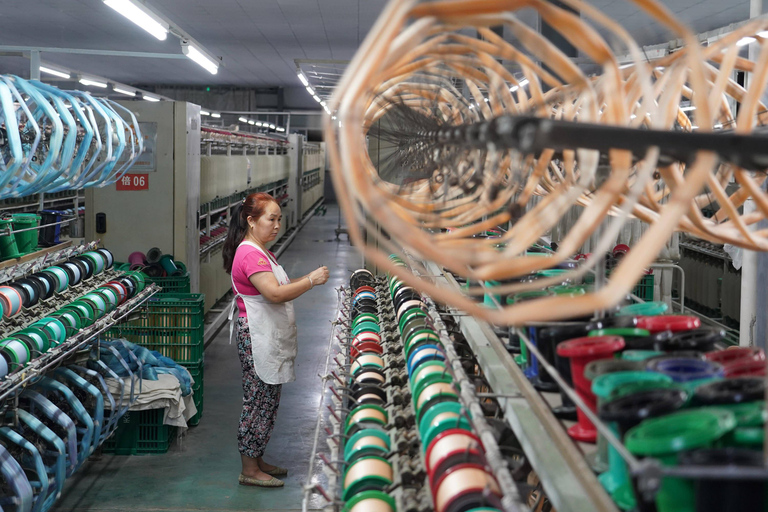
[222,192,278,274]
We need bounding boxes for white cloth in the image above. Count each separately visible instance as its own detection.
[105,373,197,429]
[228,240,298,385]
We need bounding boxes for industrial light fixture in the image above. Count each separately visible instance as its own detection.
[737,36,756,47]
[143,94,160,102]
[324,106,331,115]
[211,112,221,118]
[79,77,108,88]
[200,110,210,116]
[181,41,219,74]
[238,117,248,123]
[103,0,169,41]
[312,95,321,102]
[114,86,137,96]
[680,106,696,112]
[276,127,285,132]
[298,72,309,86]
[510,78,529,92]
[306,86,315,95]
[40,65,70,79]
[332,116,337,120]
[248,120,255,125]
[320,101,327,107]
[269,124,275,129]
[759,30,768,38]
[255,121,262,126]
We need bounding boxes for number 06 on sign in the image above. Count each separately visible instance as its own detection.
[116,174,149,191]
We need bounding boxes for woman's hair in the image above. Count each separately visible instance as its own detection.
[222,192,278,274]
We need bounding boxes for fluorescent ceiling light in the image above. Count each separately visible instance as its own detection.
[143,94,160,102]
[103,0,169,41]
[714,123,723,129]
[483,97,489,102]
[200,110,210,116]
[737,36,756,47]
[312,95,321,102]
[332,116,337,120]
[298,72,309,86]
[680,106,696,112]
[239,117,248,123]
[255,121,262,126]
[182,42,219,74]
[269,124,275,129]
[758,30,768,38]
[79,77,108,88]
[306,86,315,95]
[40,65,70,79]
[211,112,221,118]
[320,101,327,107]
[691,125,699,129]
[468,104,474,109]
[248,120,255,125]
[114,86,137,96]
[276,127,285,132]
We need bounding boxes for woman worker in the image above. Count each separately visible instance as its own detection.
[223,192,330,487]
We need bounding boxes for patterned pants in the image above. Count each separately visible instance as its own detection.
[237,318,282,458]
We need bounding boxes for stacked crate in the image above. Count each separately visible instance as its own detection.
[104,293,206,453]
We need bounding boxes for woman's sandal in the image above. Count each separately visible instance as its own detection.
[263,466,288,476]
[238,474,284,487]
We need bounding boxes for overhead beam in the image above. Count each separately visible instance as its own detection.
[0,45,186,59]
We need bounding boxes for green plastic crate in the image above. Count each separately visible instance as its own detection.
[632,274,655,302]
[102,408,176,455]
[108,294,204,364]
[585,272,655,302]
[146,272,191,295]
[185,361,204,426]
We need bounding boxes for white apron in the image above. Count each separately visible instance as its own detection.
[228,241,297,384]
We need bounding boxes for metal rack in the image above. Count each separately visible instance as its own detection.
[0,240,101,285]
[0,282,159,403]
[420,259,618,512]
[198,179,290,261]
[415,255,768,511]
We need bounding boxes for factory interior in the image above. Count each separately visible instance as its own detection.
[3,1,768,511]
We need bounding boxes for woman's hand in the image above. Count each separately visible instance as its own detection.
[309,266,330,287]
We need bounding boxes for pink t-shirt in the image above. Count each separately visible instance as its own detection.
[232,244,276,317]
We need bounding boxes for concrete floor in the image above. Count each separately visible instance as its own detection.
[52,205,357,512]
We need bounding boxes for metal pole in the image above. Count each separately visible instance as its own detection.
[741,0,763,350]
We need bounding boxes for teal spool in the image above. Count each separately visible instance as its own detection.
[0,338,30,367]
[159,254,184,276]
[617,301,669,317]
[592,371,673,495]
[482,280,501,308]
[622,350,664,361]
[33,317,67,345]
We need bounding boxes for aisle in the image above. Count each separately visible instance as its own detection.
[52,205,356,512]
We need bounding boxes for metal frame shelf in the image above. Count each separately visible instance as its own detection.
[0,240,100,285]
[422,259,620,512]
[0,282,159,403]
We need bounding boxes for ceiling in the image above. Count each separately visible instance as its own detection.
[0,0,762,91]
